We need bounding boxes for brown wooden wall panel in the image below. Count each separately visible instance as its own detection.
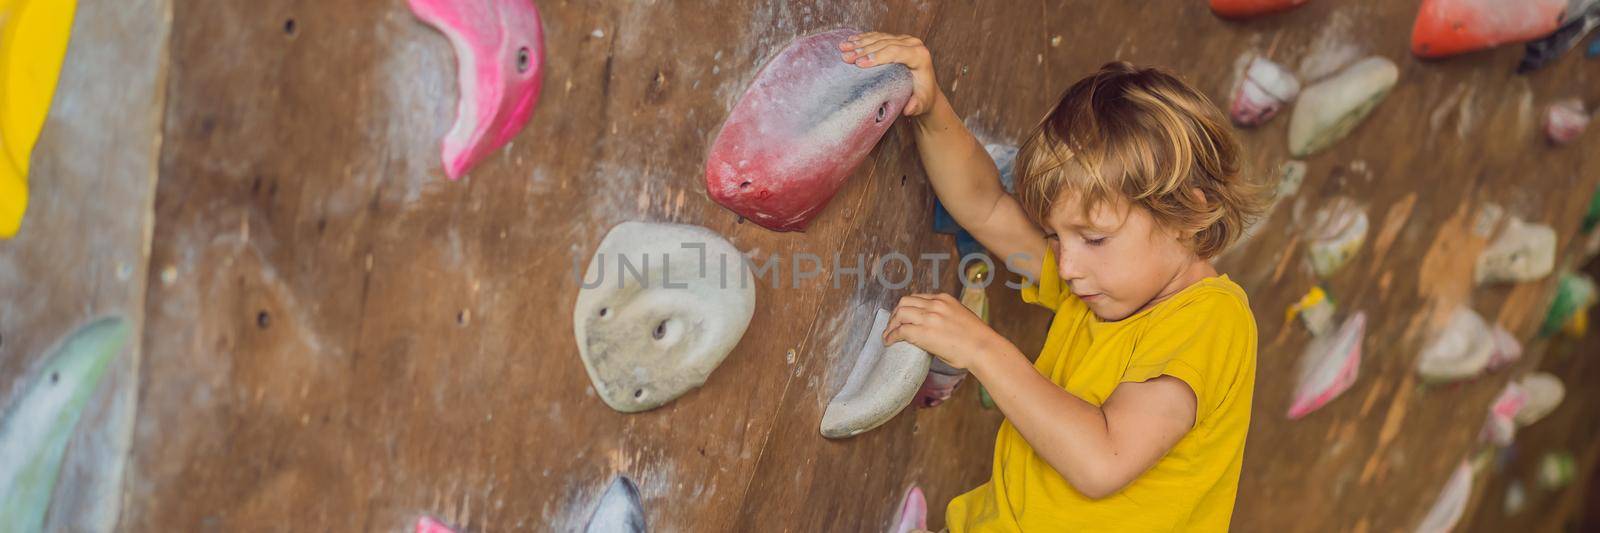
[117,0,1598,531]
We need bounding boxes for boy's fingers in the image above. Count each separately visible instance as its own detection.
[884,323,920,346]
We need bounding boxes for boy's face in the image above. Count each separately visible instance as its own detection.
[1043,191,1199,322]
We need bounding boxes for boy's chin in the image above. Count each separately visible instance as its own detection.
[1087,301,1137,322]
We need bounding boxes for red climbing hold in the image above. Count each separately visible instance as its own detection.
[1210,0,1310,19]
[416,516,458,533]
[705,29,914,232]
[1411,0,1568,58]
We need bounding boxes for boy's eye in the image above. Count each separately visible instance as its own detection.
[1085,237,1107,246]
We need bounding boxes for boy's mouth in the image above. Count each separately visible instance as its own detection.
[1076,292,1103,301]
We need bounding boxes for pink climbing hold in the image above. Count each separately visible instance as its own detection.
[409,0,545,180]
[416,516,459,533]
[1288,311,1365,420]
[1545,98,1590,145]
[888,485,927,533]
[1230,56,1300,127]
[706,28,914,231]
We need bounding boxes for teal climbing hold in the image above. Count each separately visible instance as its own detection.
[0,317,130,533]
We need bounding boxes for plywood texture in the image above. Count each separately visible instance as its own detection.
[0,0,170,531]
[115,0,1599,531]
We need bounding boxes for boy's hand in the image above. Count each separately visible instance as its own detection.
[884,293,1009,371]
[839,32,940,116]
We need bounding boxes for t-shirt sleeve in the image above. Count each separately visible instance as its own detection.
[1020,247,1065,311]
[1121,290,1255,423]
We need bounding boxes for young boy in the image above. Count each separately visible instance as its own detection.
[841,33,1266,531]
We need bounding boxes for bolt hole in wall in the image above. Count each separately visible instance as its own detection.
[283,18,295,35]
[256,311,270,329]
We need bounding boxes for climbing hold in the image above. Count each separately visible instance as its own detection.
[585,476,647,533]
[416,516,459,533]
[821,309,931,438]
[1285,285,1337,337]
[0,0,78,238]
[1484,324,1522,371]
[987,143,1020,193]
[1583,187,1600,233]
[1302,197,1369,278]
[1514,372,1565,427]
[1481,381,1526,447]
[1517,0,1600,73]
[916,359,966,409]
[1415,460,1473,533]
[706,28,914,231]
[1411,0,1568,58]
[1287,57,1397,157]
[1537,451,1577,490]
[408,0,545,180]
[1288,311,1364,420]
[1590,35,1600,56]
[888,485,927,533]
[1543,98,1590,145]
[1503,480,1527,515]
[0,317,129,533]
[1476,216,1556,284]
[1209,0,1310,19]
[1230,160,1306,254]
[572,222,755,413]
[1230,56,1300,127]
[1417,307,1513,383]
[1540,273,1597,338]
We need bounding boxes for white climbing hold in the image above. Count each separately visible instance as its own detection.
[572,222,756,413]
[821,309,932,438]
[1230,160,1306,255]
[1230,55,1301,127]
[1503,481,1527,516]
[1475,217,1556,285]
[1415,460,1473,533]
[1513,372,1564,427]
[584,476,647,533]
[1544,98,1590,145]
[1287,56,1398,157]
[1288,311,1365,419]
[1303,197,1369,278]
[1416,307,1499,383]
[1484,325,1522,371]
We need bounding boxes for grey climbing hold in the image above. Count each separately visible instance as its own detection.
[0,317,130,533]
[1415,460,1473,533]
[584,476,647,533]
[1475,217,1556,284]
[1302,197,1369,278]
[573,222,755,413]
[1513,372,1565,426]
[1416,307,1515,383]
[821,309,931,439]
[1287,57,1398,157]
[1229,160,1306,255]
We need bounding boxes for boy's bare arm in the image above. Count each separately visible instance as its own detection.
[975,340,1197,499]
[841,33,1048,280]
[883,294,1199,499]
[911,93,1049,280]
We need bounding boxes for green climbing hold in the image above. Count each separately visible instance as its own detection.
[979,383,995,410]
[1583,187,1600,234]
[0,317,130,533]
[1540,273,1597,338]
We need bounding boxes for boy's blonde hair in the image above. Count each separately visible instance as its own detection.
[1015,62,1267,259]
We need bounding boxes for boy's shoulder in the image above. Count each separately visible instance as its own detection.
[1146,276,1254,328]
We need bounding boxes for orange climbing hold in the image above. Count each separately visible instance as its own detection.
[1210,0,1310,19]
[1411,0,1568,58]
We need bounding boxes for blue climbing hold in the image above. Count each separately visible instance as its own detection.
[1589,37,1600,57]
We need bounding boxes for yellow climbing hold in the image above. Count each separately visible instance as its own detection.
[1285,286,1328,323]
[0,0,77,238]
[959,261,990,323]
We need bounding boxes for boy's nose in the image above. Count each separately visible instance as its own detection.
[1057,253,1087,283]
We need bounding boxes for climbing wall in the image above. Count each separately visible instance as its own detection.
[3,0,1596,531]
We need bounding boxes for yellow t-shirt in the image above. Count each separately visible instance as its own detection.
[948,249,1257,532]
